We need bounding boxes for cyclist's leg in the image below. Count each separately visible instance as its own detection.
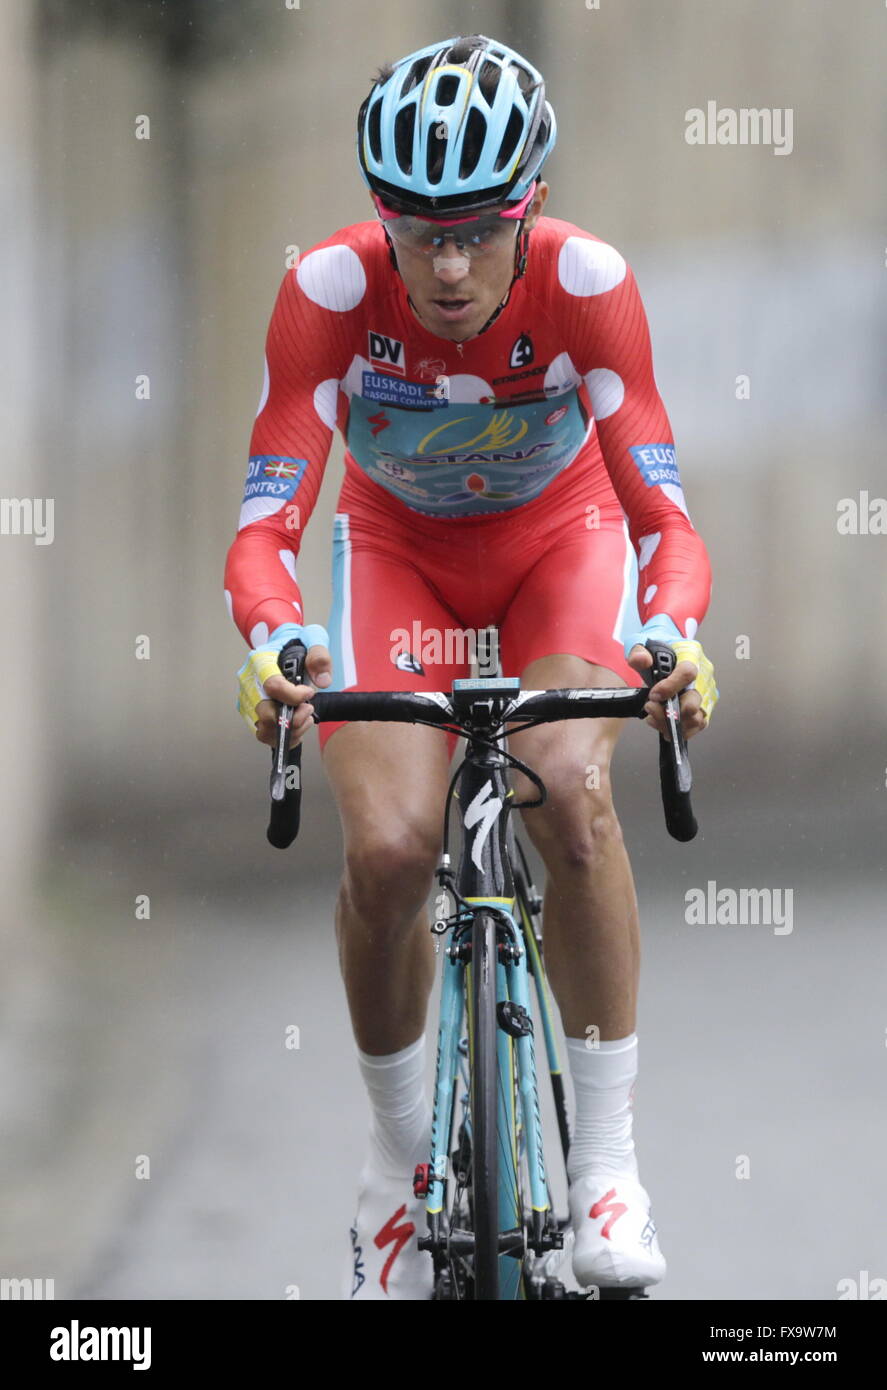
[321,514,470,1299]
[507,658,636,1040]
[500,526,667,1286]
[500,520,641,1042]
[320,510,469,1057]
[322,721,450,1056]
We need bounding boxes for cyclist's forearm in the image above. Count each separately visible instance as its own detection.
[224,524,308,644]
[630,526,712,637]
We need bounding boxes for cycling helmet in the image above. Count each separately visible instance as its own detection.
[357,35,557,216]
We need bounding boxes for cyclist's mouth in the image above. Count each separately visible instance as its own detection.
[432,297,474,322]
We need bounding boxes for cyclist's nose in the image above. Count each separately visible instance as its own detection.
[433,242,471,283]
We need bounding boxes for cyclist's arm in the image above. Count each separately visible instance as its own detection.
[566,242,712,642]
[224,258,344,648]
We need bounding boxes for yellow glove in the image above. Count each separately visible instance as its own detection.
[237,646,286,733]
[235,621,329,734]
[669,639,719,723]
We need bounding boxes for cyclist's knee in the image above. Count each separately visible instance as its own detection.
[524,785,624,871]
[342,830,438,921]
[513,738,614,807]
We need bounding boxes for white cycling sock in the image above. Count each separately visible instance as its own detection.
[565,1033,640,1182]
[357,1033,431,1179]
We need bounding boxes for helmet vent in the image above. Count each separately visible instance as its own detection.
[494,106,524,173]
[426,121,447,184]
[402,56,433,94]
[459,107,486,179]
[478,60,502,102]
[394,105,416,174]
[435,74,460,106]
[367,100,383,161]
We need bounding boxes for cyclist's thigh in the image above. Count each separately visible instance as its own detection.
[322,720,451,856]
[506,654,627,810]
[498,520,639,688]
[321,511,468,847]
[498,519,639,802]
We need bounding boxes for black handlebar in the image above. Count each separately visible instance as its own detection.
[266,639,307,849]
[265,640,699,848]
[643,640,698,842]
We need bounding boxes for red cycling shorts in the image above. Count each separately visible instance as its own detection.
[320,480,641,752]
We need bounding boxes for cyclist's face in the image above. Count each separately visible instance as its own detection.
[387,182,548,342]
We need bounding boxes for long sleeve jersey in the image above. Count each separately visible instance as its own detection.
[224,216,711,648]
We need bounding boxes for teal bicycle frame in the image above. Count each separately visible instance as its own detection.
[424,679,565,1299]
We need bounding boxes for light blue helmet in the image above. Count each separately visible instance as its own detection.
[357,34,557,216]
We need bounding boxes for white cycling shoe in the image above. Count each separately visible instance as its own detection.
[344,1159,434,1300]
[568,1172,667,1289]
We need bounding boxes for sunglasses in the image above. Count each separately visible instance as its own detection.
[373,184,535,258]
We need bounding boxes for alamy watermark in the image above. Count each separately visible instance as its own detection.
[50,1321,151,1370]
[685,880,793,935]
[685,102,793,156]
[389,622,499,676]
[836,492,887,535]
[1,1276,55,1300]
[1,498,54,544]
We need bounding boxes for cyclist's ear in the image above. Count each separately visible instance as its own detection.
[523,180,549,230]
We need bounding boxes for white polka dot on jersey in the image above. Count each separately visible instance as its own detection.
[557,237,626,297]
[297,245,366,311]
[313,378,338,429]
[584,368,624,419]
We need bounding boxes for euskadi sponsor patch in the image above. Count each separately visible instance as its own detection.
[242,455,308,504]
[362,372,447,409]
[238,455,308,529]
[629,444,682,488]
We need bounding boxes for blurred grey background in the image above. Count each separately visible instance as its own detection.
[1,0,885,1300]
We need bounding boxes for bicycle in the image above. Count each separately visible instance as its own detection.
[264,641,698,1301]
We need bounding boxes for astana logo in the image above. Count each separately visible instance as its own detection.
[417,410,529,457]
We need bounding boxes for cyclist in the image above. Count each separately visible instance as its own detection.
[226,34,718,1299]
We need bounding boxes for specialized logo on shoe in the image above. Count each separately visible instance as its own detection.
[394,650,424,675]
[374,1205,415,1295]
[509,332,534,368]
[349,1221,366,1298]
[639,1216,657,1252]
[589,1188,628,1241]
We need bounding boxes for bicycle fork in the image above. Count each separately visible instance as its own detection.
[418,910,563,1278]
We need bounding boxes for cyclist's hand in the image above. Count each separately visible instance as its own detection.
[236,623,332,748]
[257,644,333,748]
[627,639,717,740]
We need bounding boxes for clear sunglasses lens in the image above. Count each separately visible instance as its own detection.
[387,215,514,254]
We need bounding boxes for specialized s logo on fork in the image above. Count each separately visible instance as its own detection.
[464,781,504,871]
